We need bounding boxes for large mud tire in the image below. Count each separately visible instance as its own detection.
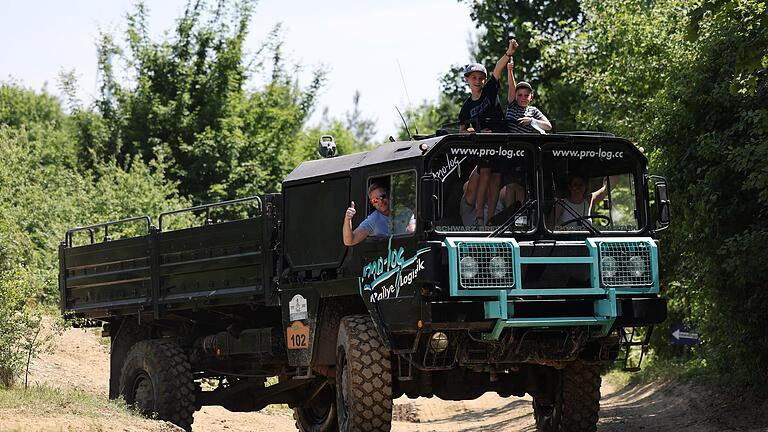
[293,381,338,432]
[533,362,601,432]
[119,339,196,431]
[336,315,392,431]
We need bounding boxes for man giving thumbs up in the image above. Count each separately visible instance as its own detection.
[343,184,391,246]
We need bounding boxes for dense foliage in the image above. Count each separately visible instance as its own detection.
[649,0,767,382]
[90,1,325,203]
[0,85,189,300]
[0,269,41,387]
[396,95,459,140]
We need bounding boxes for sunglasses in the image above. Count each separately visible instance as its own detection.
[370,193,388,204]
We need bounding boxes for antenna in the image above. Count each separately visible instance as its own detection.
[396,58,413,106]
[395,106,413,140]
[395,58,419,135]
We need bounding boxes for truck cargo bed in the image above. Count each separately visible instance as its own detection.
[60,198,276,320]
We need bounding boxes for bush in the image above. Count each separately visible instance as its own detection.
[0,269,43,387]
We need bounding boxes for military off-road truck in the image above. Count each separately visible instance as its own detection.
[60,130,669,432]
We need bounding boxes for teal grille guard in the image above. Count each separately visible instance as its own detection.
[444,237,660,340]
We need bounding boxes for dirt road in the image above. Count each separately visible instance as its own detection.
[8,326,767,432]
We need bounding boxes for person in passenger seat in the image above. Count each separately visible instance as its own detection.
[551,174,617,227]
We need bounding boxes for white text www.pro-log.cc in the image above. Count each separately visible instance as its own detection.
[550,149,625,160]
[449,147,526,158]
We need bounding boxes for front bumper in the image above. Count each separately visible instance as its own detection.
[444,237,664,340]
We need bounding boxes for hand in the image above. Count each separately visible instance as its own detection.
[517,116,533,125]
[507,60,514,71]
[345,201,356,220]
[508,39,518,54]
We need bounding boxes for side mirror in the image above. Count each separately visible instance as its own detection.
[419,175,442,222]
[653,177,671,227]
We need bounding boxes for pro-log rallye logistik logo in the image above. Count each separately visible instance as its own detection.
[360,238,430,303]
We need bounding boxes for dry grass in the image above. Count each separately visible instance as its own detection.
[0,384,179,431]
[0,383,127,417]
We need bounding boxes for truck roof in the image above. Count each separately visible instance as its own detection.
[283,137,440,186]
[284,132,644,186]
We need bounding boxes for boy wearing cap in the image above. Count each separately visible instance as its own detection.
[506,57,552,134]
[458,39,518,131]
[458,40,518,225]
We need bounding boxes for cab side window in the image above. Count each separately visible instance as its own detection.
[389,172,416,235]
[367,172,416,237]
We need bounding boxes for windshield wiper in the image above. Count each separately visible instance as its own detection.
[488,199,537,238]
[552,198,601,235]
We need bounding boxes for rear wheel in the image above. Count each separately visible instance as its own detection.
[336,315,392,431]
[293,380,338,432]
[532,362,601,432]
[119,339,196,431]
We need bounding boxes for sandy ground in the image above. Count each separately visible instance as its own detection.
[3,325,767,432]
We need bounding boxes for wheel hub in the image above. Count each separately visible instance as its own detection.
[133,372,155,414]
[306,384,334,422]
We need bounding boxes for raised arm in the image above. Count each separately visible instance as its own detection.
[590,175,620,206]
[492,39,518,80]
[506,40,519,100]
[507,59,517,103]
[342,201,370,246]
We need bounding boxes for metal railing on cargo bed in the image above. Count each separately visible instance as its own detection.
[59,195,275,319]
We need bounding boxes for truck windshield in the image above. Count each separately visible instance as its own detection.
[428,141,537,233]
[541,142,645,233]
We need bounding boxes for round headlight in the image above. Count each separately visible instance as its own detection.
[460,256,478,279]
[429,332,449,353]
[628,255,647,278]
[602,256,617,279]
[489,256,508,279]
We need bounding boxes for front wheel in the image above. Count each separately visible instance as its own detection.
[119,339,196,431]
[532,362,601,432]
[336,315,392,431]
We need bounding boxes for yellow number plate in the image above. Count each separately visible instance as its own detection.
[287,321,309,350]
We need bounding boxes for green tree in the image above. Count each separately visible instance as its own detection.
[90,1,325,203]
[550,0,694,140]
[0,84,189,301]
[395,95,459,140]
[648,0,768,383]
[300,119,357,161]
[345,90,378,149]
[0,82,65,130]
[550,0,768,384]
[0,269,43,388]
[463,0,582,84]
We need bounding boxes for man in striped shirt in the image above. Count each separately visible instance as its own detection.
[505,55,552,134]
